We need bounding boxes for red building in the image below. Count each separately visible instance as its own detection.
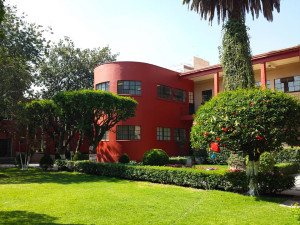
[94,62,194,162]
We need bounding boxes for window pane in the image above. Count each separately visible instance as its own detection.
[96,82,110,91]
[117,81,141,95]
[157,85,172,100]
[174,88,186,102]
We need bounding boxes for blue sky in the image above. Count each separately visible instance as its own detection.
[6,0,300,70]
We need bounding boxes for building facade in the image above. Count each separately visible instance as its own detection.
[94,45,300,162]
[1,45,299,162]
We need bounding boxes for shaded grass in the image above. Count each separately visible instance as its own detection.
[0,168,297,224]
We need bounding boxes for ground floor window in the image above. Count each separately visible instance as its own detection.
[255,80,271,89]
[116,125,141,140]
[101,130,109,141]
[202,90,212,104]
[275,76,300,92]
[157,127,171,141]
[174,128,186,142]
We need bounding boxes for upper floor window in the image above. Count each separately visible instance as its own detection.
[117,81,141,95]
[157,127,171,141]
[157,85,171,100]
[116,125,141,140]
[173,88,186,102]
[101,130,109,141]
[96,82,110,91]
[275,76,300,92]
[255,81,270,89]
[174,128,186,142]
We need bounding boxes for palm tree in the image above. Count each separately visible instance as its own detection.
[183,0,280,90]
[183,0,281,196]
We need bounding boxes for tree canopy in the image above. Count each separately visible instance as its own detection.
[53,90,138,153]
[37,36,118,99]
[0,4,49,123]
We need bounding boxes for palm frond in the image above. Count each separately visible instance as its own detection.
[183,0,280,23]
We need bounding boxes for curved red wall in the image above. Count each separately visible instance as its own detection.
[94,62,194,162]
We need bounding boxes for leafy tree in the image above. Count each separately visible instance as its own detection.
[0,0,4,37]
[37,36,118,99]
[24,100,57,152]
[183,0,280,90]
[191,88,300,195]
[53,90,138,153]
[0,4,49,126]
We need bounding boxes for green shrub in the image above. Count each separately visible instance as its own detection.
[118,153,130,164]
[142,149,169,166]
[191,88,300,160]
[55,159,76,171]
[72,161,294,194]
[169,157,187,165]
[259,152,275,173]
[273,147,300,163]
[274,163,299,175]
[55,159,67,170]
[258,172,295,194]
[73,151,87,161]
[39,154,53,171]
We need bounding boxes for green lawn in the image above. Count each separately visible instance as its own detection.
[0,168,298,225]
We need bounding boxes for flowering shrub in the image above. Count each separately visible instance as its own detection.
[191,88,300,161]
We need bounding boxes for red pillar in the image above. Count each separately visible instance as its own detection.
[261,62,266,89]
[214,72,219,96]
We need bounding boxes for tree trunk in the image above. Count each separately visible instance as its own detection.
[221,17,255,91]
[75,131,83,153]
[246,160,260,196]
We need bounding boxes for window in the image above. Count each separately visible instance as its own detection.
[202,90,212,104]
[117,125,141,140]
[255,81,271,89]
[101,130,109,141]
[96,82,110,91]
[174,128,186,142]
[275,76,300,92]
[173,88,186,102]
[157,85,172,100]
[117,81,141,95]
[157,127,171,141]
[189,92,194,104]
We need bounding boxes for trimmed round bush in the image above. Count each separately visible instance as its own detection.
[142,149,169,166]
[119,153,130,164]
[39,154,53,171]
[259,152,275,173]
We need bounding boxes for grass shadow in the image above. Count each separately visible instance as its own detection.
[0,168,122,185]
[0,210,86,224]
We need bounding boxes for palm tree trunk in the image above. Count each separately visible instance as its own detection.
[221,18,255,91]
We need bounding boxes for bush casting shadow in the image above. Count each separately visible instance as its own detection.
[0,168,122,185]
[0,210,59,224]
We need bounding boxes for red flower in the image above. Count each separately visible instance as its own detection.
[257,135,264,141]
[223,144,226,147]
[232,111,237,115]
[211,142,220,152]
[250,102,253,106]
[222,128,227,131]
[216,137,221,142]
[203,132,207,137]
[196,148,199,151]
